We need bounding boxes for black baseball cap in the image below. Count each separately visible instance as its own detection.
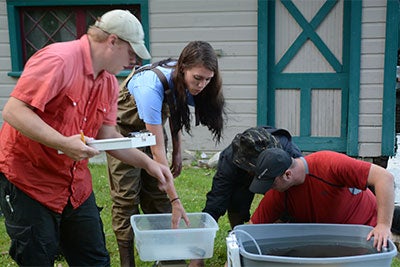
[249,147,292,194]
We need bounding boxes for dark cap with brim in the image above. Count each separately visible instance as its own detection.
[249,178,276,194]
[249,147,292,194]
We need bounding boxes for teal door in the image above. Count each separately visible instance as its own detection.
[257,0,361,153]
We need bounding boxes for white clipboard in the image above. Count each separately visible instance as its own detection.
[87,132,156,151]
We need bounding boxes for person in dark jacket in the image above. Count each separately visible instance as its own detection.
[203,125,302,228]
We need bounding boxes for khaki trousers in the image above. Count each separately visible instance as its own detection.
[107,151,172,241]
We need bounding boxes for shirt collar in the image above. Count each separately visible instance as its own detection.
[79,35,96,78]
[300,157,309,174]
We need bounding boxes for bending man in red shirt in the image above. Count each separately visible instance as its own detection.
[250,148,395,252]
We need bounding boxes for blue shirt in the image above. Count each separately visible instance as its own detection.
[127,62,194,125]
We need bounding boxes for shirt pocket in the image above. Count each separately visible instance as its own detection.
[50,93,82,132]
[87,102,110,136]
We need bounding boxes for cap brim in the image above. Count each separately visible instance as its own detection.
[249,176,275,194]
[130,42,151,60]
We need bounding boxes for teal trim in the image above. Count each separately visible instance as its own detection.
[381,0,400,156]
[399,0,400,50]
[273,73,349,87]
[340,87,349,139]
[262,0,354,153]
[266,0,276,126]
[257,0,269,126]
[292,136,347,152]
[300,88,311,136]
[7,71,23,77]
[6,0,150,77]
[139,1,150,66]
[277,0,341,73]
[273,72,349,139]
[116,70,133,77]
[346,0,362,156]
[340,1,350,144]
[6,4,23,73]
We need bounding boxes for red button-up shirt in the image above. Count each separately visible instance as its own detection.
[0,35,118,213]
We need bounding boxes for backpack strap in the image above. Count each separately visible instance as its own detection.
[125,62,175,111]
[151,68,170,94]
[151,68,175,115]
[151,67,178,137]
[124,62,177,131]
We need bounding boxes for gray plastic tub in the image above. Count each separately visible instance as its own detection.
[232,224,397,267]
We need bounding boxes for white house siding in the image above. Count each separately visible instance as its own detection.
[0,0,15,124]
[0,0,392,158]
[147,0,259,152]
[358,0,387,157]
[0,0,259,154]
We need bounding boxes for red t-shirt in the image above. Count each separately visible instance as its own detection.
[251,151,376,226]
[0,35,118,213]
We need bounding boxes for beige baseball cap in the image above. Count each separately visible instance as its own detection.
[95,9,151,60]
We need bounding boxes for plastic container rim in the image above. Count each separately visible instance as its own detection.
[131,212,219,233]
[234,223,397,264]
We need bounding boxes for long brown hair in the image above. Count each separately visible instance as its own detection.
[172,41,225,143]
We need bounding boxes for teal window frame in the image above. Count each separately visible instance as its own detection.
[6,0,150,78]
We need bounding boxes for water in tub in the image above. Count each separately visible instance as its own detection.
[243,235,378,258]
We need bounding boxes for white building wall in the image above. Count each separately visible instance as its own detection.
[148,0,259,152]
[358,0,387,157]
[0,0,259,154]
[0,0,15,121]
[0,0,391,157]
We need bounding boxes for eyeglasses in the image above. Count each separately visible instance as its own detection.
[116,37,136,58]
[97,27,136,58]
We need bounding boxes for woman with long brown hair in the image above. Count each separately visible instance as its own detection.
[107,41,225,266]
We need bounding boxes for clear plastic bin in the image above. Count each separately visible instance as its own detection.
[131,212,219,261]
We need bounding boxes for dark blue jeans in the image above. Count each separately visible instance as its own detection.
[0,173,110,266]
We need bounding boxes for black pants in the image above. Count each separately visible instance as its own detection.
[226,182,255,228]
[0,173,110,266]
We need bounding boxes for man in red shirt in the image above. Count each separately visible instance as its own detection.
[250,148,395,252]
[0,9,188,266]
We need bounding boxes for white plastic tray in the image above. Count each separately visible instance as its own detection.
[87,133,156,151]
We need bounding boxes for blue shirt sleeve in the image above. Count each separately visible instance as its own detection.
[127,70,165,125]
[127,63,193,125]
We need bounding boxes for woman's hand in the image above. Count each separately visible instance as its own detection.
[170,197,190,229]
[171,150,183,177]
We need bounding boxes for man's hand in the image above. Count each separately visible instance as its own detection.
[60,134,100,161]
[367,223,392,252]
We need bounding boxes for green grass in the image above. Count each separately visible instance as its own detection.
[1,163,400,266]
